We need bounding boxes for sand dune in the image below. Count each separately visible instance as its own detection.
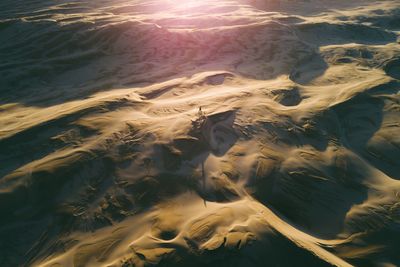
[1,0,400,266]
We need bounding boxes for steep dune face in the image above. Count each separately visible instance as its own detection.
[1,0,400,266]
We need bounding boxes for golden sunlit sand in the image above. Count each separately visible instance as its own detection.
[1,0,400,266]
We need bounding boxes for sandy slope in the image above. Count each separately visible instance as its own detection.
[1,0,400,266]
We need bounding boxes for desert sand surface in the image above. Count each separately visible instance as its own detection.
[1,0,400,266]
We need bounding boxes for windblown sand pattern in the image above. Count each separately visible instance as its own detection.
[1,0,400,266]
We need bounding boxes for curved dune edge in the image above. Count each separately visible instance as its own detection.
[39,194,354,267]
[1,0,400,266]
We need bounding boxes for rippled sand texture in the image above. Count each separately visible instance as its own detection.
[1,0,400,266]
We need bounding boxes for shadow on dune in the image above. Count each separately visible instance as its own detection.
[0,98,139,178]
[339,83,400,180]
[289,52,328,85]
[384,57,400,80]
[0,109,239,266]
[1,0,398,108]
[249,86,398,238]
